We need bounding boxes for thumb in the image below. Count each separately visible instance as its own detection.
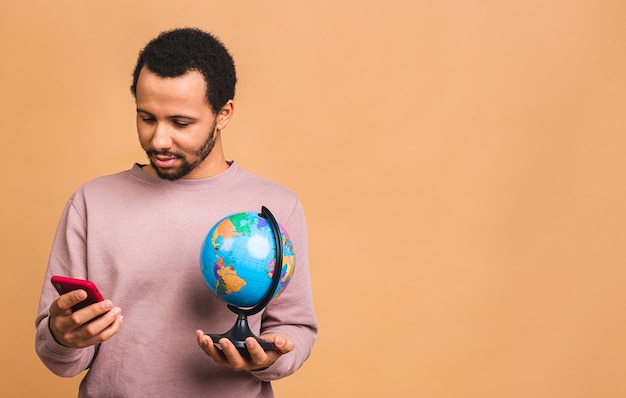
[274,335,294,355]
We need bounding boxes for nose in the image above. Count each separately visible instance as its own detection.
[150,121,173,151]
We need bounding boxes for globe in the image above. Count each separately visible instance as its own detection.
[200,211,295,309]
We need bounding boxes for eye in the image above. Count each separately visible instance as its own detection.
[138,115,155,124]
[173,120,190,128]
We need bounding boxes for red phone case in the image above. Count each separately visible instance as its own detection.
[51,275,105,312]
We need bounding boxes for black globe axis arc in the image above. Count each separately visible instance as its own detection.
[207,206,285,356]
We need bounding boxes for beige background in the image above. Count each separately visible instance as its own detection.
[2,1,625,397]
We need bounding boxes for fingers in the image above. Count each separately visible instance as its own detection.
[213,337,268,371]
[50,289,88,316]
[244,337,277,370]
[196,330,229,367]
[65,306,124,348]
[195,331,267,371]
[195,331,293,372]
[271,335,294,355]
[49,295,124,348]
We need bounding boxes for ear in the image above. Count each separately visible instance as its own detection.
[216,100,234,131]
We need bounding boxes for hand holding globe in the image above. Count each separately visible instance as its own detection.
[199,206,295,356]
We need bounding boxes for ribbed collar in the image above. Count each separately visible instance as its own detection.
[128,161,239,191]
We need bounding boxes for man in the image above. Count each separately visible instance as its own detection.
[35,28,317,397]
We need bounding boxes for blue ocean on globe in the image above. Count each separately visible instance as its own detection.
[200,211,295,308]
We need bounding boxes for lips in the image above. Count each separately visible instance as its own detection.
[151,156,178,169]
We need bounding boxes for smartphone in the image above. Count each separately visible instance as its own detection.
[51,275,105,312]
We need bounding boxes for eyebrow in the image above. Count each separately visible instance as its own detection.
[136,109,197,121]
[136,108,153,115]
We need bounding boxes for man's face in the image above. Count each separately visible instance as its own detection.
[135,67,229,180]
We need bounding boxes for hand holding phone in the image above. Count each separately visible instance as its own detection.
[51,275,105,312]
[49,275,122,348]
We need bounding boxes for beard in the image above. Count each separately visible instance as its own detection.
[145,120,218,181]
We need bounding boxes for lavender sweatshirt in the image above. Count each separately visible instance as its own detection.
[35,163,318,397]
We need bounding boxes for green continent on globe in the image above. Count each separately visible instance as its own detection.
[214,258,247,295]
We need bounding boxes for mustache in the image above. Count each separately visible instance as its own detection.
[145,149,184,158]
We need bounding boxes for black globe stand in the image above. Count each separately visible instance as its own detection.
[208,206,284,357]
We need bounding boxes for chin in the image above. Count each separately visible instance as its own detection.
[152,165,185,181]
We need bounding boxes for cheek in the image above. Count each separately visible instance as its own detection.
[175,126,211,149]
[136,128,151,150]
[136,119,151,142]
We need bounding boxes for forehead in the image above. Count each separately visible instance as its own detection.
[135,67,211,112]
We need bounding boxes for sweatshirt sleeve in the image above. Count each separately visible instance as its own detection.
[250,200,318,381]
[34,194,97,377]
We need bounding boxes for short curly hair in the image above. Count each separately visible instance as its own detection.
[130,27,237,114]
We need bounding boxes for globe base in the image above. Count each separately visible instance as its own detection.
[208,313,275,358]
